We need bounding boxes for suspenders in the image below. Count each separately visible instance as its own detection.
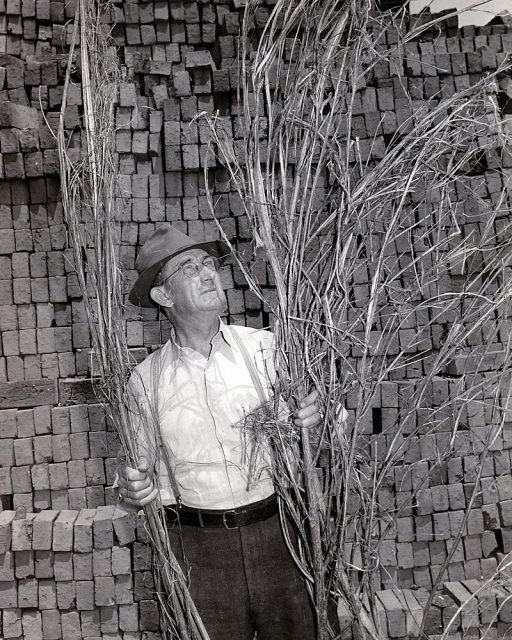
[227,325,268,406]
[150,344,184,507]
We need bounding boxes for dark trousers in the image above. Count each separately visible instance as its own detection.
[168,512,316,640]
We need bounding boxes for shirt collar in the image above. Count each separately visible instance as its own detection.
[167,317,239,362]
[218,320,240,352]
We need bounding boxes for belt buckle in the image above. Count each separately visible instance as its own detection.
[222,509,238,529]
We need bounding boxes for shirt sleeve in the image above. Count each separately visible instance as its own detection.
[125,355,178,505]
[108,369,156,490]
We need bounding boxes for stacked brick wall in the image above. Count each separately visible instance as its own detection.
[2,505,512,639]
[1,0,512,637]
[0,506,162,640]
[0,402,120,514]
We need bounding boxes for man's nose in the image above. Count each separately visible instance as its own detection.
[199,263,215,280]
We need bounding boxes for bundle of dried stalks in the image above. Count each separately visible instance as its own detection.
[55,1,208,638]
[203,1,512,638]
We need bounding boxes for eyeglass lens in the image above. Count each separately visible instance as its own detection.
[182,256,218,277]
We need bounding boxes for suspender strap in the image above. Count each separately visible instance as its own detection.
[228,325,268,406]
[150,346,183,506]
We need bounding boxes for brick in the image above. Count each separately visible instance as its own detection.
[60,610,81,640]
[68,459,87,487]
[0,437,14,467]
[115,573,133,604]
[33,490,51,511]
[14,437,34,465]
[73,552,92,581]
[0,409,17,437]
[173,70,191,96]
[68,488,87,511]
[22,610,43,640]
[53,551,73,582]
[32,510,58,550]
[100,604,119,633]
[93,505,115,548]
[185,50,215,69]
[95,576,116,606]
[33,405,51,435]
[34,550,53,579]
[17,408,35,436]
[119,603,139,632]
[48,462,68,490]
[76,580,95,610]
[34,435,52,462]
[0,101,39,129]
[18,578,38,608]
[0,551,14,580]
[0,228,15,254]
[13,493,33,513]
[74,509,96,552]
[112,546,131,575]
[134,570,155,601]
[41,609,61,640]
[132,542,152,572]
[443,581,478,629]
[4,153,25,179]
[182,144,199,169]
[85,486,104,509]
[3,608,22,638]
[52,433,71,462]
[86,458,106,485]
[112,508,137,545]
[139,599,159,631]
[92,548,111,578]
[51,406,70,434]
[463,534,482,560]
[11,514,36,551]
[79,608,101,637]
[0,580,18,608]
[14,549,34,579]
[0,379,56,409]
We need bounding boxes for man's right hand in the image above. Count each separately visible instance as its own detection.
[117,458,159,507]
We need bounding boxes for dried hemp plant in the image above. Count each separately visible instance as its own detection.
[202,1,512,638]
[55,1,209,638]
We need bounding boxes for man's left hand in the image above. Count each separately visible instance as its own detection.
[294,390,322,429]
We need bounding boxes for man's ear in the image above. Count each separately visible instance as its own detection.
[149,285,174,308]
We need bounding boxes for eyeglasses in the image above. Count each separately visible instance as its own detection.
[162,255,220,282]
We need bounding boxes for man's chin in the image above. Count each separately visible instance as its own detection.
[200,295,227,313]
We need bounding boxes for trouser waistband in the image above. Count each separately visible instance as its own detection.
[165,494,278,529]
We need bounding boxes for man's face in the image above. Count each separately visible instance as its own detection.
[155,248,227,317]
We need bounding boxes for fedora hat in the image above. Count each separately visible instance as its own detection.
[129,225,231,307]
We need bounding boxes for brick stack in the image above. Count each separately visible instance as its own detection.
[2,504,512,640]
[0,505,162,640]
[1,0,512,637]
[0,402,120,514]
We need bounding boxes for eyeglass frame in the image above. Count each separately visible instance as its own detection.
[158,254,220,285]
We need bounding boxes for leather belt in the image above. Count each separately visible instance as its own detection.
[165,494,278,529]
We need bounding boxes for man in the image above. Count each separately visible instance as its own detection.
[118,225,322,639]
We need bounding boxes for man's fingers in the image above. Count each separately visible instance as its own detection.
[299,390,319,408]
[295,413,322,429]
[119,485,158,509]
[118,465,150,482]
[138,457,150,473]
[137,486,159,506]
[118,479,155,502]
[296,402,320,420]
[117,476,152,493]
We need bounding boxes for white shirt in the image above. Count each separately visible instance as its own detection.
[127,322,277,509]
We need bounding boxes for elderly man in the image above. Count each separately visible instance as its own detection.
[118,225,322,639]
